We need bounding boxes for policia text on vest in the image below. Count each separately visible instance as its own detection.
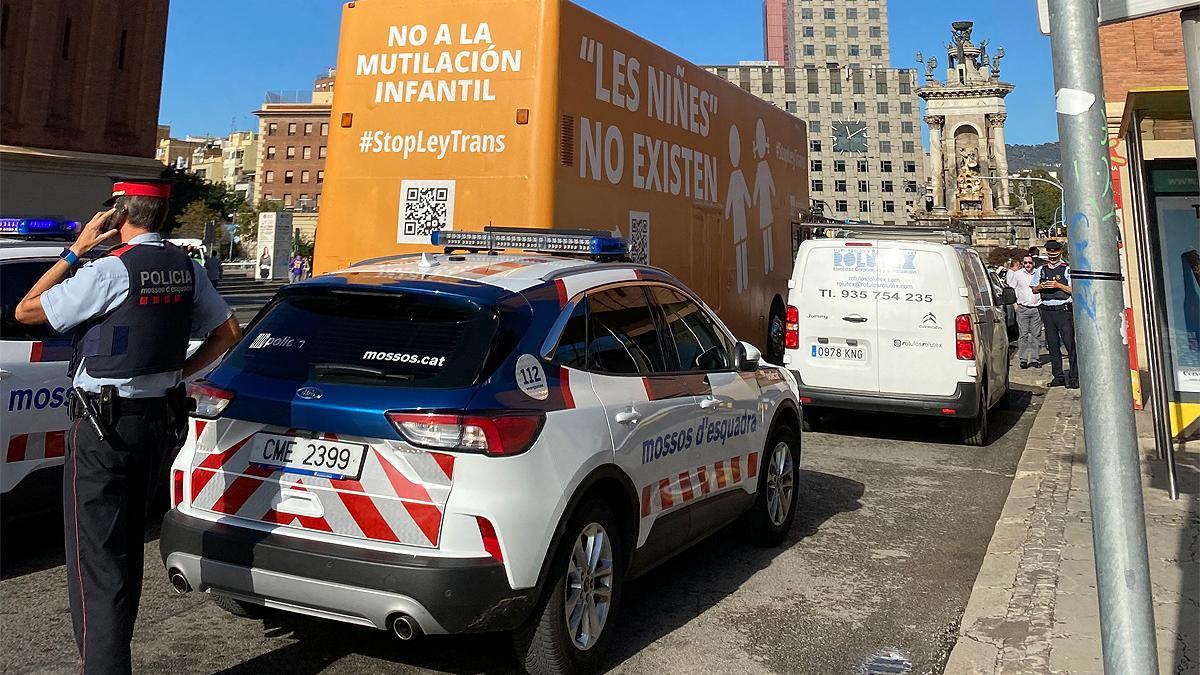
[14,180,243,675]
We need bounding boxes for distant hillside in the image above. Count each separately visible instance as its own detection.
[1006,142,1061,172]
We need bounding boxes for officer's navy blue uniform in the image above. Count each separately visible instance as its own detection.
[1032,261,1077,386]
[41,232,230,674]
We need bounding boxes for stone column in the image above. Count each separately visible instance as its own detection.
[989,113,1012,212]
[926,115,946,212]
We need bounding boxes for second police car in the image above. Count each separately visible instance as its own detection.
[160,229,802,675]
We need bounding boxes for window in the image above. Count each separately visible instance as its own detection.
[857,180,868,192]
[286,146,296,159]
[551,300,588,369]
[856,160,869,172]
[901,121,914,134]
[738,67,750,91]
[650,287,730,372]
[287,122,297,135]
[848,45,860,57]
[878,121,890,134]
[879,140,892,153]
[829,67,842,94]
[835,200,848,212]
[876,71,888,94]
[883,201,896,213]
[803,26,814,38]
[881,160,893,172]
[264,193,272,201]
[809,120,821,134]
[320,122,329,135]
[785,69,796,93]
[812,179,824,192]
[834,159,846,172]
[901,101,913,115]
[266,170,275,183]
[319,145,327,159]
[882,180,894,193]
[803,44,815,57]
[299,146,309,160]
[811,159,823,172]
[859,200,870,212]
[808,101,820,114]
[852,70,865,95]
[825,26,836,38]
[586,287,665,374]
[317,170,324,184]
[268,123,278,136]
[899,78,911,95]
[868,8,880,19]
[846,8,858,19]
[802,8,813,19]
[284,194,293,206]
[831,101,843,114]
[824,8,835,19]
[301,170,310,183]
[807,68,819,94]
[903,141,915,154]
[2,262,64,341]
[304,122,313,134]
[266,146,277,159]
[284,170,294,184]
[853,101,866,114]
[762,69,774,94]
[904,160,917,173]
[870,26,881,38]
[825,44,837,57]
[847,27,858,38]
[810,139,822,153]
[877,102,889,114]
[786,101,797,113]
[835,180,847,192]
[299,194,309,206]
[906,180,918,193]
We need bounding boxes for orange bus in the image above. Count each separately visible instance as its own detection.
[316,0,808,359]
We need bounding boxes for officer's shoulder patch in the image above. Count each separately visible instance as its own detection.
[108,244,137,258]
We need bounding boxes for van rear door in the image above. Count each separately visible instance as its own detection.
[875,245,963,396]
[794,240,879,393]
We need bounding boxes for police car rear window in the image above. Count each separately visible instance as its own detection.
[224,289,501,387]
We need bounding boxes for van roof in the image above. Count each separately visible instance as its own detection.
[800,222,971,245]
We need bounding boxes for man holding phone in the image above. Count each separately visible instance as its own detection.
[14,178,242,674]
[1031,239,1077,388]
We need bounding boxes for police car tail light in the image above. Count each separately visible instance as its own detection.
[475,516,504,562]
[955,314,975,360]
[172,470,185,508]
[387,412,545,456]
[785,305,800,350]
[188,382,234,419]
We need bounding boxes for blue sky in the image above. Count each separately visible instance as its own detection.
[159,1,1057,145]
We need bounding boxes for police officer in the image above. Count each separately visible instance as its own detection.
[1031,239,1077,388]
[15,178,242,674]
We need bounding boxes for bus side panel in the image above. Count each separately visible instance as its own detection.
[551,1,807,346]
[315,0,559,273]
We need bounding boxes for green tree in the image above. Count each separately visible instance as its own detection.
[1010,169,1063,236]
[292,230,314,257]
[174,200,232,257]
[160,166,243,235]
[234,198,281,245]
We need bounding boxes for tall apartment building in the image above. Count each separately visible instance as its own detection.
[709,0,924,224]
[1,0,168,221]
[763,0,789,66]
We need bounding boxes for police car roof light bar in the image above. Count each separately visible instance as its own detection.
[431,226,627,258]
[0,218,80,237]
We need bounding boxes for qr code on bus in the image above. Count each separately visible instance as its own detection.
[397,179,456,244]
[628,211,650,265]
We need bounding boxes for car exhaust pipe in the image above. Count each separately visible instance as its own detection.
[168,569,191,595]
[389,613,421,641]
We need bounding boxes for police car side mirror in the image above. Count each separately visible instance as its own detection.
[1000,287,1017,305]
[735,341,761,372]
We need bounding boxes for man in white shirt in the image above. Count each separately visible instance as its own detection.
[1009,254,1042,368]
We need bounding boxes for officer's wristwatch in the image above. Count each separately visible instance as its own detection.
[59,247,80,267]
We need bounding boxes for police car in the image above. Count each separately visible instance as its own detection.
[0,219,84,504]
[160,228,802,674]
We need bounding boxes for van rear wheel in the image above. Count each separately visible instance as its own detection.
[766,304,786,364]
[959,385,989,446]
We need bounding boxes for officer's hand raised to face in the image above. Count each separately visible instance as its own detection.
[70,208,121,256]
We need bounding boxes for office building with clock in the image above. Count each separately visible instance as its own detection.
[707,0,925,225]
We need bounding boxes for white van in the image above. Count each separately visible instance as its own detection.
[783,231,1015,445]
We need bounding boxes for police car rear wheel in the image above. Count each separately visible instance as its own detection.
[513,499,623,675]
[744,424,800,546]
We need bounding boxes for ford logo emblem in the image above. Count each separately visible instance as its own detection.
[296,387,323,400]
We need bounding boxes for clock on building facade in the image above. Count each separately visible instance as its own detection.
[831,120,869,153]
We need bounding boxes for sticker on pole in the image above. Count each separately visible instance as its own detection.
[515,354,549,400]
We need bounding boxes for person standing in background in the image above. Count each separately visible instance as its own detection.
[1032,240,1076,387]
[1010,254,1043,369]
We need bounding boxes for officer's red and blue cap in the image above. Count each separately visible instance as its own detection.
[104,177,172,206]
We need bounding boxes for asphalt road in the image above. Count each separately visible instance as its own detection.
[0,387,1040,674]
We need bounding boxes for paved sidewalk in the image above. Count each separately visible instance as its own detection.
[945,386,1200,674]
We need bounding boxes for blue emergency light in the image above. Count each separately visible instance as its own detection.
[432,227,628,257]
[0,218,80,236]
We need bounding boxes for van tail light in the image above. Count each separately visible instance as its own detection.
[172,470,185,508]
[187,381,233,419]
[475,516,504,562]
[386,412,545,457]
[785,305,800,350]
[955,314,975,360]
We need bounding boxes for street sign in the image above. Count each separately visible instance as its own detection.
[1037,0,1200,34]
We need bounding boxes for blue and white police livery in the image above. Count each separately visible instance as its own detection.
[160,229,802,674]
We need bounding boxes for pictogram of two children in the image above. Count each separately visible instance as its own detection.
[725,119,776,294]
